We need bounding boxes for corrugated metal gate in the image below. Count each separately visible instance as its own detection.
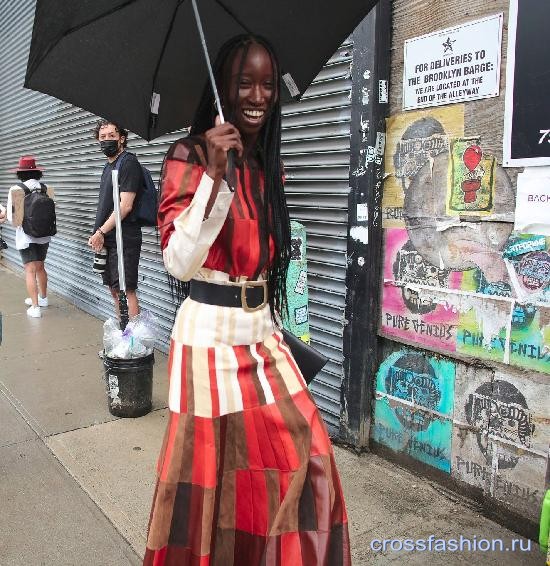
[0,0,351,432]
[281,43,352,431]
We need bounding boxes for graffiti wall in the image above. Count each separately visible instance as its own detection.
[372,346,550,521]
[380,106,550,374]
[372,349,455,472]
[376,0,550,529]
[452,366,549,521]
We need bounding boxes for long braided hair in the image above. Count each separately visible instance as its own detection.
[190,35,291,319]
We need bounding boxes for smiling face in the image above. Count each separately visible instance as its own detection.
[223,42,276,145]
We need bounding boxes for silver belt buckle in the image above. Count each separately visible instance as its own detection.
[241,280,268,313]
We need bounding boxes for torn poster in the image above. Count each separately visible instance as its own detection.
[514,168,550,236]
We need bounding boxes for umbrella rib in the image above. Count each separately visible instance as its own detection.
[147,0,183,138]
[213,0,252,35]
[27,0,140,78]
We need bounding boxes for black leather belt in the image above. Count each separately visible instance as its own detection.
[189,279,268,313]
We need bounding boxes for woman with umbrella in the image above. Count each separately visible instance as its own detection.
[146,35,350,565]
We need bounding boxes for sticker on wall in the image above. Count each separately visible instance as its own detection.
[516,251,550,293]
[502,234,547,259]
[372,350,456,472]
[282,221,310,343]
[447,138,496,216]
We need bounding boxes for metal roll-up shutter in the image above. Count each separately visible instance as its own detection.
[0,0,184,351]
[282,41,352,433]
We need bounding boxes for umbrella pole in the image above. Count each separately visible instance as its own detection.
[191,0,238,189]
[191,0,225,124]
[111,169,129,331]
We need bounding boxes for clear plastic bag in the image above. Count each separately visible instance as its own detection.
[103,318,122,357]
[125,310,158,351]
[102,310,158,359]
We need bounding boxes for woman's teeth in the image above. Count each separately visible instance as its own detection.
[243,109,264,119]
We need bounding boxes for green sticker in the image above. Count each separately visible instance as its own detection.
[282,221,310,342]
[503,234,547,258]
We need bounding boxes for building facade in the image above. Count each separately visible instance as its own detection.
[1,0,548,540]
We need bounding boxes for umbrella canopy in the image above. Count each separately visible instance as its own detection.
[25,0,377,140]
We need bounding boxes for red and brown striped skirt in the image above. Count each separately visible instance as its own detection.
[144,294,351,565]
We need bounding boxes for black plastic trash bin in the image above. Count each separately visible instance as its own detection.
[103,352,154,417]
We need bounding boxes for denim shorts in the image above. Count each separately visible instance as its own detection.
[20,243,49,264]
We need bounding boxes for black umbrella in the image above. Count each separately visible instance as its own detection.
[24,0,378,141]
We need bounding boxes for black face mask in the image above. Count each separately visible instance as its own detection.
[100,139,120,158]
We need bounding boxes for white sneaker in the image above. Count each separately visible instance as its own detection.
[27,305,42,318]
[25,296,48,307]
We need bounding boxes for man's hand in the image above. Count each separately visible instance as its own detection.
[0,204,6,224]
[88,230,104,252]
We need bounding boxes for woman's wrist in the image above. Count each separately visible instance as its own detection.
[206,165,224,181]
[97,227,105,237]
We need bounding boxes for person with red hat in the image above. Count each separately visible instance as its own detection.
[6,156,55,318]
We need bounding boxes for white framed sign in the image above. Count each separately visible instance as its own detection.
[403,14,503,111]
[503,1,550,167]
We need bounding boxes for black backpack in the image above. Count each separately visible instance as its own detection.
[19,183,57,238]
[113,153,158,227]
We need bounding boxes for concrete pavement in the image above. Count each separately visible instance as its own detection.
[0,262,544,565]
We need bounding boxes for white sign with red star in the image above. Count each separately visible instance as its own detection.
[403,14,503,111]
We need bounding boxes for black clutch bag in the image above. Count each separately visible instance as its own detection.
[282,328,328,385]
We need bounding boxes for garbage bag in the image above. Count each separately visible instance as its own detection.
[103,318,122,356]
[102,311,158,359]
[109,331,148,359]
[125,310,158,351]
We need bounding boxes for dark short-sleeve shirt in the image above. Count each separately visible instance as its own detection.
[94,151,144,247]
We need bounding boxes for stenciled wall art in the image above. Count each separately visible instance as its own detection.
[372,349,456,472]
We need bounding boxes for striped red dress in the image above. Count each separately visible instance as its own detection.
[144,137,351,566]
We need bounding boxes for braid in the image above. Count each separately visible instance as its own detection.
[190,35,291,320]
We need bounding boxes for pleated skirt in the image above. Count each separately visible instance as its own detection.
[144,281,351,566]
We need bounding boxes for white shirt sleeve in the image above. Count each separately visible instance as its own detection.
[162,172,233,281]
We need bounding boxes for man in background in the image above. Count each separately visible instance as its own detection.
[88,120,144,318]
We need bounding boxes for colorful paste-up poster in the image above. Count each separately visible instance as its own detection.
[447,138,496,216]
[372,350,455,472]
[383,105,464,228]
[380,228,459,352]
[508,249,550,303]
[509,303,550,373]
[504,238,550,373]
[455,296,509,364]
[282,221,310,342]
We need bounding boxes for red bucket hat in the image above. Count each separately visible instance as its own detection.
[11,155,45,173]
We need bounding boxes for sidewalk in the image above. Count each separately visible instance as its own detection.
[0,263,543,565]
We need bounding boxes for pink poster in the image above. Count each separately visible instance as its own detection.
[381,229,459,352]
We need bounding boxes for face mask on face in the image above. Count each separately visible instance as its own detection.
[100,139,120,158]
